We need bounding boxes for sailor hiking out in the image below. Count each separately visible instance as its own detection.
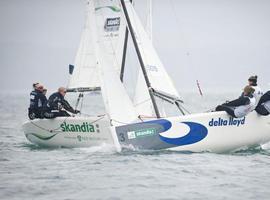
[256,91,270,116]
[216,86,256,118]
[45,87,80,118]
[28,84,48,120]
[246,75,263,105]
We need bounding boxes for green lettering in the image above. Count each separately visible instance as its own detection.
[89,124,95,132]
[81,123,87,132]
[60,123,65,132]
[70,124,75,132]
[75,124,81,132]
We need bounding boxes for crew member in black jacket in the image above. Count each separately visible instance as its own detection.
[215,86,256,118]
[28,84,48,120]
[255,91,270,116]
[45,87,79,118]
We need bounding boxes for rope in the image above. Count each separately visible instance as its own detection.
[79,93,84,114]
[134,98,151,107]
[110,118,131,125]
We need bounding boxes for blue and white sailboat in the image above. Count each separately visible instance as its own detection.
[22,0,270,153]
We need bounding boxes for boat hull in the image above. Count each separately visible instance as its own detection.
[113,111,270,153]
[22,116,113,148]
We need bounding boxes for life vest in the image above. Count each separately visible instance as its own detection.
[234,96,256,118]
[252,85,263,105]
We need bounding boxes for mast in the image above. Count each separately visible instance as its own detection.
[120,0,160,118]
[120,0,132,82]
[120,28,129,82]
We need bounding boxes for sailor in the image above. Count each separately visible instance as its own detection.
[43,88,47,96]
[246,75,263,105]
[32,82,39,90]
[28,84,48,120]
[216,86,256,118]
[255,91,270,116]
[46,87,80,118]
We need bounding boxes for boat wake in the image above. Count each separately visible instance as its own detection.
[77,143,117,154]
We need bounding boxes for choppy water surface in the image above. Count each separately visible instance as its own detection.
[1,92,270,200]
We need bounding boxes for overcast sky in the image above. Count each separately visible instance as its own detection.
[0,0,270,93]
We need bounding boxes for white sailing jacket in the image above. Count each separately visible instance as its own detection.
[252,85,263,105]
[234,96,256,118]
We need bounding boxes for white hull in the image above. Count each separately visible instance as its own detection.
[22,111,270,153]
[22,116,113,148]
[113,111,270,153]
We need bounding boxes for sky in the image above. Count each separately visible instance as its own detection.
[0,0,270,93]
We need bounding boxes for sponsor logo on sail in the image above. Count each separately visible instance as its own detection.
[104,17,120,32]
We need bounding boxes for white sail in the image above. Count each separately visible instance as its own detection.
[133,0,154,117]
[125,1,180,116]
[68,1,98,90]
[68,0,126,90]
[97,51,138,125]
[146,0,153,41]
[94,0,138,125]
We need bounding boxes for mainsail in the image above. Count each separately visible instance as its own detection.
[68,0,126,91]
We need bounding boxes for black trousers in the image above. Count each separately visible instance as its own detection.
[28,108,44,120]
[216,105,236,118]
[44,110,71,119]
[256,105,270,116]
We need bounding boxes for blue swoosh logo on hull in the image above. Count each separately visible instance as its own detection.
[159,122,208,146]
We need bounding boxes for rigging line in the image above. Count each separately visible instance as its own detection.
[177,102,191,114]
[168,0,193,97]
[134,98,151,107]
[79,93,84,114]
[110,118,132,125]
[128,1,151,68]
[74,93,83,110]
[80,113,106,117]
[120,0,160,118]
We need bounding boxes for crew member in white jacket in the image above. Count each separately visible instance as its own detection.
[216,86,256,118]
[247,75,263,105]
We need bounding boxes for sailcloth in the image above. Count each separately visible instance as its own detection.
[124,1,180,116]
[68,0,126,90]
[94,0,138,124]
[68,1,98,90]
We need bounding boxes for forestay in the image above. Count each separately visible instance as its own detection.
[68,0,126,91]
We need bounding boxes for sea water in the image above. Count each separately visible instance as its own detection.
[1,91,270,200]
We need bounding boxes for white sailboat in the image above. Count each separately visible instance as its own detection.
[22,0,270,153]
[22,0,127,148]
